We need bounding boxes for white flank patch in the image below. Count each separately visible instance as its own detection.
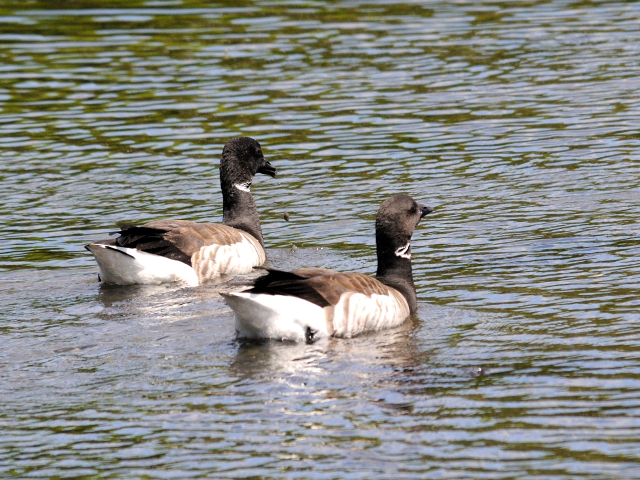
[222,292,329,342]
[191,232,265,284]
[234,182,251,192]
[394,242,411,259]
[330,290,410,338]
[86,243,199,286]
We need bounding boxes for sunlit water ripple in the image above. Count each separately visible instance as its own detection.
[2,0,640,478]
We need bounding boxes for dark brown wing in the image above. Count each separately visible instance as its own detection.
[291,267,341,278]
[248,268,389,308]
[306,272,390,305]
[116,220,247,266]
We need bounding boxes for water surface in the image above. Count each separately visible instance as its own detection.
[2,0,640,478]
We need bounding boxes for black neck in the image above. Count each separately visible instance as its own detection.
[375,233,417,314]
[220,160,264,246]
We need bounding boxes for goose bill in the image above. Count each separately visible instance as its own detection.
[258,161,277,178]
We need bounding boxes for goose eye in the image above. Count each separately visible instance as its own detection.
[409,205,417,215]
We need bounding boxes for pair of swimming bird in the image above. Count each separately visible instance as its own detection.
[86,137,433,342]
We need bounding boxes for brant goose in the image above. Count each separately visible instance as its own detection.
[86,136,276,286]
[221,194,433,341]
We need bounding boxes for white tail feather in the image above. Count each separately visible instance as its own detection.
[86,243,199,286]
[222,292,329,342]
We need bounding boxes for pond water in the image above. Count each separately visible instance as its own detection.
[2,0,640,477]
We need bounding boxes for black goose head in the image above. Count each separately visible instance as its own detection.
[376,194,433,256]
[220,137,276,190]
[219,137,275,245]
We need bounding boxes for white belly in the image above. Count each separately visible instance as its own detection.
[191,233,265,285]
[329,291,410,338]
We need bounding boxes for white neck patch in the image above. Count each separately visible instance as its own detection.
[234,182,252,193]
[395,243,411,259]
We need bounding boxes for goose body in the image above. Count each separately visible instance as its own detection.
[223,269,411,342]
[222,194,433,341]
[86,137,276,286]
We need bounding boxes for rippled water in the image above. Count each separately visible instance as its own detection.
[2,0,640,477]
